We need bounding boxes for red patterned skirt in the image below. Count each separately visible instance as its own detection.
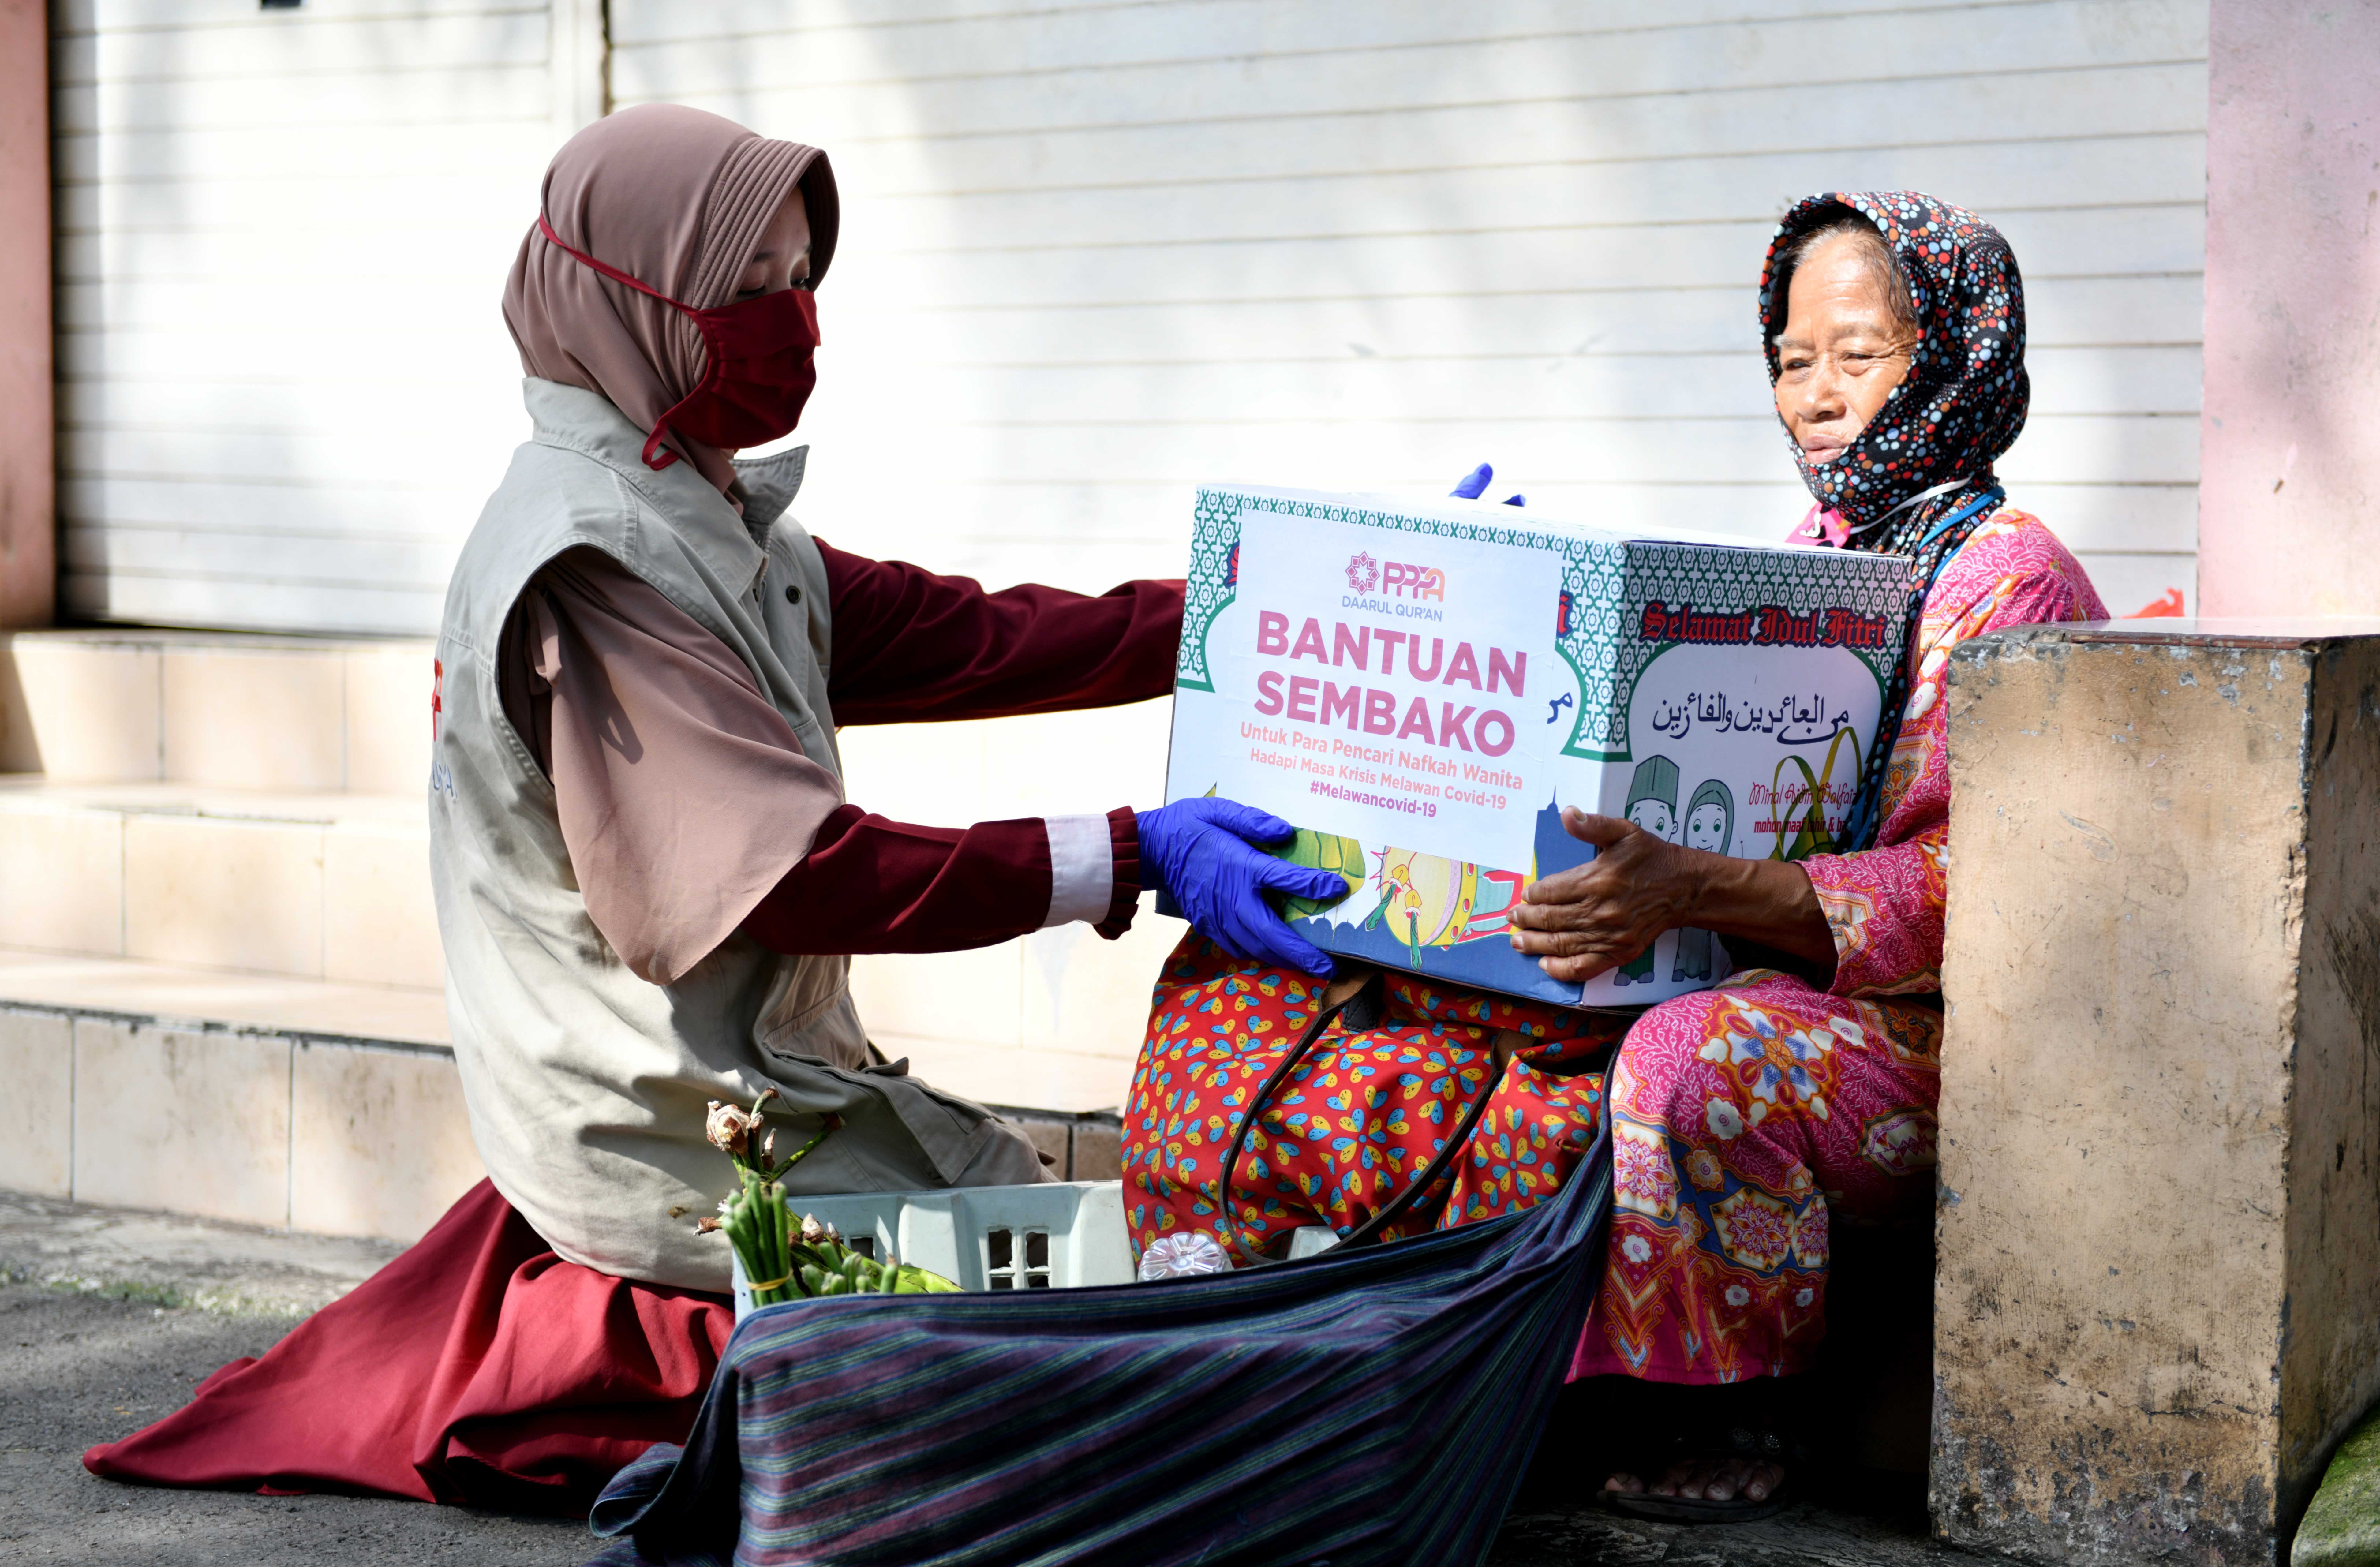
[1121,937,1616,1261]
[1122,937,1943,1384]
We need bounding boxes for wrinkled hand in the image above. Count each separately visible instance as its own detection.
[1450,461,1526,508]
[1507,809,1699,983]
[1137,797,1347,977]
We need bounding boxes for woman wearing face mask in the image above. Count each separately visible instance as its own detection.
[1119,192,2107,1519]
[85,103,1337,1513]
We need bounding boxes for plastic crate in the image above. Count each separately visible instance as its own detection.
[731,1179,1135,1318]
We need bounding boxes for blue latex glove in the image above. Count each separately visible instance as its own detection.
[1450,462,1526,507]
[1137,798,1347,977]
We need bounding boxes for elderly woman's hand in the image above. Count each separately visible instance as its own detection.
[1507,813,1698,982]
[1509,806,1840,985]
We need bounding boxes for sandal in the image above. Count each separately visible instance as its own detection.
[1596,1423,1796,1524]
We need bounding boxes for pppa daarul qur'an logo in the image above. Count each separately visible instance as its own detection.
[1346,551,1445,601]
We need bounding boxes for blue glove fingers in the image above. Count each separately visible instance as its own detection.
[1450,462,1493,500]
[1256,858,1352,903]
[1221,904,1338,979]
[1502,493,1526,507]
[1189,796,1295,846]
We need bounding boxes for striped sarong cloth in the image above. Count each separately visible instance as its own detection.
[586,1128,1610,1567]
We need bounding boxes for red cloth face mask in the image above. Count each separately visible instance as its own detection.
[538,215,821,472]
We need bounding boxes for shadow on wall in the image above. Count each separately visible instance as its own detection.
[0,643,35,772]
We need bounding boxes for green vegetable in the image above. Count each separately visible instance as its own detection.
[697,1088,962,1303]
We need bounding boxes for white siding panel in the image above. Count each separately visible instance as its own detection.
[59,0,2205,636]
[612,0,2206,616]
[50,66,553,135]
[611,3,2204,125]
[51,0,572,634]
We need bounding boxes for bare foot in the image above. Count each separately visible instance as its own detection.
[1603,1454,1785,1503]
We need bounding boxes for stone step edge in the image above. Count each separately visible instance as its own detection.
[0,952,1124,1238]
[1,627,434,654]
[0,779,428,829]
[0,964,1123,1130]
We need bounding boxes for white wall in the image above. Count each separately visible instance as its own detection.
[49,0,596,635]
[55,0,2205,638]
[613,0,2207,621]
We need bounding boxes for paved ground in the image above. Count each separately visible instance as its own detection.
[0,1192,1971,1566]
[0,1189,401,1316]
[1492,1493,1978,1566]
[0,1284,589,1566]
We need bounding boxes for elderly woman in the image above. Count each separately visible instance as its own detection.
[1119,190,2107,1515]
[85,103,1333,1513]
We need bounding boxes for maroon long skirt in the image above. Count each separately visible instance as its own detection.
[83,1179,732,1516]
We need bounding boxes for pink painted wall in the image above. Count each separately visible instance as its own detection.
[2199,0,2380,616]
[0,0,51,627]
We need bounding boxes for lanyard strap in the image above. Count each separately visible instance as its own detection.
[1835,483,2005,853]
[534,214,704,471]
[537,215,695,313]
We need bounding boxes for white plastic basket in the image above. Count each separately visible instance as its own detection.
[731,1179,1136,1318]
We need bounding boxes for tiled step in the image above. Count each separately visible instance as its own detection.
[0,628,1170,1246]
[0,627,432,791]
[0,951,472,1244]
[0,778,438,989]
[0,949,1131,1246]
[0,769,1181,1064]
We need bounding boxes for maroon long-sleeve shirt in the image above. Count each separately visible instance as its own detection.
[497,541,1180,978]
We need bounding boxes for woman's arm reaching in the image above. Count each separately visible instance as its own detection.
[500,548,1144,981]
[818,540,1184,724]
[742,806,1138,955]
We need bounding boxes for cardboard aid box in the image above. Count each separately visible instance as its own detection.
[1162,484,1913,1007]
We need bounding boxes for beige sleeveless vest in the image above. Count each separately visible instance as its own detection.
[430,379,1044,1290]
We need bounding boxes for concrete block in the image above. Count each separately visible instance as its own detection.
[1007,1116,1071,1176]
[161,645,345,791]
[1070,1120,1123,1183]
[0,802,122,955]
[1937,623,2380,1566]
[290,1042,481,1243]
[124,814,324,978]
[2,638,159,781]
[322,821,440,989]
[1021,908,1184,1058]
[0,1008,72,1196]
[73,1018,290,1228]
[344,643,433,796]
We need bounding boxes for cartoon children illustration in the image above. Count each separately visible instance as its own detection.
[1672,778,1736,982]
[1611,755,1680,987]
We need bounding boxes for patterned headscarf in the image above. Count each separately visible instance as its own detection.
[1758,191,2027,553]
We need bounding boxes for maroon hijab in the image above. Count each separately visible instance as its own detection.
[503,104,840,493]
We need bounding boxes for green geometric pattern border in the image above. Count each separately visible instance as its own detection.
[1175,488,1248,693]
[1179,487,1912,756]
[1581,543,1913,758]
